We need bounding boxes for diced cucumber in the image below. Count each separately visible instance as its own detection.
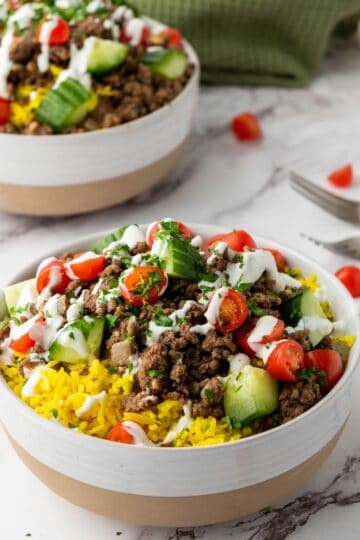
[35,78,92,132]
[224,365,279,425]
[141,49,188,79]
[87,38,129,75]
[280,288,328,346]
[49,316,105,363]
[4,279,35,313]
[156,235,204,281]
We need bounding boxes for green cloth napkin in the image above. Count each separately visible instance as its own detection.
[136,0,360,86]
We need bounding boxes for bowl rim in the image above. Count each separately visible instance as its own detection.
[0,222,359,454]
[0,16,200,142]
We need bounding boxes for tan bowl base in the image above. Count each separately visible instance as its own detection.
[0,141,185,217]
[8,425,344,527]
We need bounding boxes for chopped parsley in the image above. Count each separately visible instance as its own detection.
[127,363,134,374]
[247,300,266,317]
[125,335,135,342]
[230,418,242,429]
[204,388,215,401]
[235,385,243,393]
[298,366,328,387]
[50,408,58,418]
[147,369,163,379]
[236,282,252,292]
[154,315,173,327]
[105,314,119,329]
[108,367,118,375]
[45,310,53,318]
[199,272,218,283]
[68,331,75,340]
[145,328,153,337]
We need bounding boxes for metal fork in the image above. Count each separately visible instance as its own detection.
[290,171,360,223]
[301,232,360,259]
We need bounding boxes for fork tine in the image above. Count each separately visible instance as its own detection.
[290,172,360,211]
[290,180,360,223]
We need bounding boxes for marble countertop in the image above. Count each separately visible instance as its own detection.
[2,41,360,540]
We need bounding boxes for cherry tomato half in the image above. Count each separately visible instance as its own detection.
[260,318,285,344]
[304,349,344,392]
[206,230,256,253]
[266,248,286,272]
[9,316,46,354]
[210,289,248,333]
[159,27,183,48]
[68,252,107,282]
[36,17,70,46]
[36,258,71,295]
[231,112,262,142]
[266,339,304,382]
[335,265,360,297]
[146,220,193,248]
[0,97,11,125]
[327,164,354,188]
[120,25,150,48]
[120,266,168,307]
[235,320,256,355]
[107,422,135,444]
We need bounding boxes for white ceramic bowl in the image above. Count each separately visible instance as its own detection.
[0,223,358,526]
[0,22,199,216]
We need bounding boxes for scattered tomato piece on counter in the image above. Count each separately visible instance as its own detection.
[327,164,354,188]
[335,265,360,297]
[0,97,11,125]
[67,253,107,281]
[36,258,71,295]
[303,349,344,393]
[120,266,168,306]
[210,289,248,333]
[107,422,135,444]
[146,220,193,247]
[206,229,256,252]
[265,249,286,272]
[159,28,183,48]
[36,17,70,46]
[266,340,305,382]
[231,112,262,141]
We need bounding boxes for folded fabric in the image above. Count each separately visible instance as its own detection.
[136,0,360,86]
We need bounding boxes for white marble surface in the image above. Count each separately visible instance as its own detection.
[2,41,360,540]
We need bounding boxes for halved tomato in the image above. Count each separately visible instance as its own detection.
[36,259,70,295]
[205,230,256,253]
[159,27,183,48]
[335,265,360,297]
[68,253,107,281]
[266,249,286,272]
[304,349,344,392]
[36,17,70,46]
[266,339,304,382]
[208,288,248,333]
[9,316,46,354]
[120,266,168,306]
[146,220,193,247]
[107,422,135,444]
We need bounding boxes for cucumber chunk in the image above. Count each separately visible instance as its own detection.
[141,49,188,79]
[87,38,129,75]
[224,365,279,425]
[280,288,329,346]
[156,235,204,281]
[49,316,105,363]
[4,279,35,313]
[35,78,92,132]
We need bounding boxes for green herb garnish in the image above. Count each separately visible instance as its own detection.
[148,369,163,378]
[50,408,58,418]
[204,388,215,401]
[247,300,266,317]
[298,366,328,387]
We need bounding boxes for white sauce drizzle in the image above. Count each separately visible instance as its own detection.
[106,224,146,253]
[75,390,106,417]
[37,16,59,73]
[55,37,94,89]
[57,324,87,357]
[21,365,46,398]
[121,420,152,446]
[287,316,333,336]
[66,291,85,322]
[16,279,38,319]
[206,241,228,266]
[86,0,105,14]
[103,18,120,40]
[248,316,279,345]
[190,235,203,248]
[65,251,99,279]
[228,353,250,374]
[0,28,14,98]
[55,0,81,9]
[0,337,14,366]
[146,300,197,346]
[255,339,288,365]
[112,5,134,23]
[204,287,229,325]
[124,17,146,46]
[162,401,192,445]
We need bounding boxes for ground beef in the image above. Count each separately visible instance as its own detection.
[9,32,36,63]
[108,340,133,371]
[288,329,311,352]
[49,46,70,65]
[74,16,112,39]
[316,336,334,349]
[206,254,228,273]
[333,340,351,364]
[122,391,159,412]
[65,279,85,294]
[137,343,168,394]
[100,261,122,278]
[57,295,70,317]
[132,241,149,255]
[106,316,137,351]
[0,322,10,342]
[278,377,322,423]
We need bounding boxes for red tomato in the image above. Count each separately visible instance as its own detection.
[146,221,193,247]
[266,249,286,272]
[36,17,70,46]
[68,253,107,281]
[335,265,360,297]
[260,319,285,344]
[212,289,248,333]
[36,259,71,295]
[0,97,11,125]
[159,28,183,48]
[120,26,150,48]
[120,266,168,306]
[266,339,304,382]
[235,320,256,355]
[327,164,354,188]
[10,316,46,354]
[107,422,135,444]
[206,230,256,253]
[304,349,344,392]
[231,112,262,141]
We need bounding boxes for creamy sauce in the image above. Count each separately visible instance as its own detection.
[65,251,99,279]
[86,0,105,14]
[146,300,197,346]
[314,285,327,302]
[57,324,87,357]
[16,279,38,319]
[55,0,81,9]
[38,293,65,348]
[289,316,333,336]
[103,18,120,40]
[21,365,46,398]
[0,337,14,366]
[124,17,146,46]
[255,339,287,365]
[36,257,63,305]
[75,390,106,417]
[162,401,192,445]
[37,16,59,73]
[121,420,152,446]
[226,250,301,293]
[8,3,37,29]
[106,224,146,253]
[66,291,85,322]
[204,287,229,325]
[112,4,134,23]
[0,29,14,98]
[228,353,250,373]
[206,241,228,266]
[248,316,279,345]
[198,271,224,305]
[0,0,8,21]
[190,322,214,335]
[190,235,203,248]
[55,38,94,89]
